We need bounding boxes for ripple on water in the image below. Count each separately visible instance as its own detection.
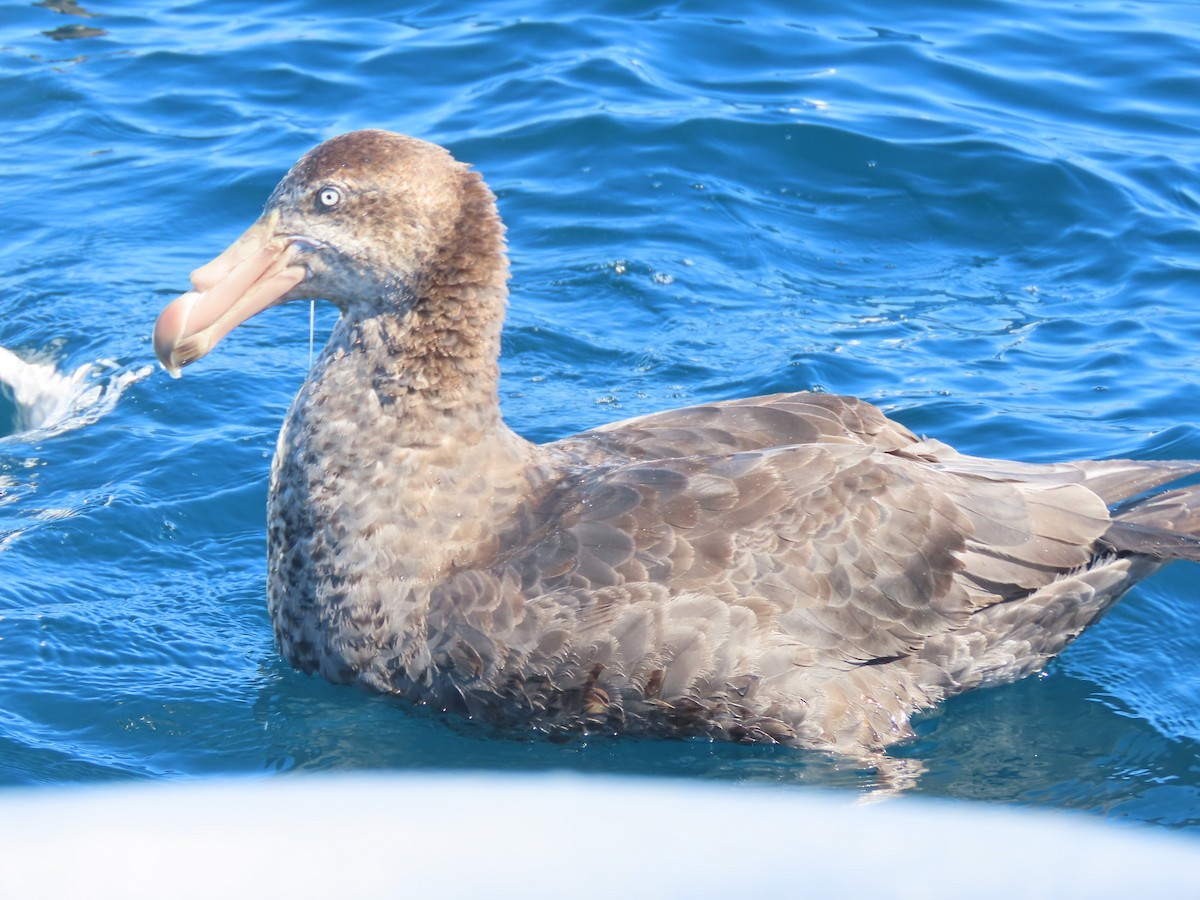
[0,347,151,441]
[1,0,1200,829]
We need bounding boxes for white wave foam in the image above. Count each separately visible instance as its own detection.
[0,346,152,439]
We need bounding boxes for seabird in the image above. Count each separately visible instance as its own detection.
[153,130,1200,756]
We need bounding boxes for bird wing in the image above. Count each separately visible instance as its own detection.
[420,392,1200,746]
[560,391,926,460]
[510,435,1113,670]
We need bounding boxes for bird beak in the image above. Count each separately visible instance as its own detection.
[152,209,307,377]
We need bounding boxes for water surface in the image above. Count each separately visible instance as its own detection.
[2,0,1200,829]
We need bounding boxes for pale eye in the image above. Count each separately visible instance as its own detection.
[317,186,342,209]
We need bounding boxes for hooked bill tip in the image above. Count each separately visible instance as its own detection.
[152,290,201,377]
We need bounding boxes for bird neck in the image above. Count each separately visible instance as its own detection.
[307,299,503,454]
[317,168,513,445]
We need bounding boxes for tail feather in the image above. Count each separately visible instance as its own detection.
[1104,484,1200,562]
[1074,458,1200,506]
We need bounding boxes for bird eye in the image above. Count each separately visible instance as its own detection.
[317,186,342,209]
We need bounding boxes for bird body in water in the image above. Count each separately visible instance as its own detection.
[154,129,1200,758]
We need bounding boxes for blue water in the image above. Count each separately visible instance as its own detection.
[2,0,1200,828]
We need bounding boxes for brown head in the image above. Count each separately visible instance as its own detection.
[152,130,508,376]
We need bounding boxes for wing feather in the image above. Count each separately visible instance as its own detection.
[410,391,1200,751]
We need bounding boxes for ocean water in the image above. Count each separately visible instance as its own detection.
[2,0,1200,829]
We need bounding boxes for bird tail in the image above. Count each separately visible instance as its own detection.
[1103,484,1200,562]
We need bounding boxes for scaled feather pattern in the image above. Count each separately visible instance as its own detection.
[154,130,1200,758]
